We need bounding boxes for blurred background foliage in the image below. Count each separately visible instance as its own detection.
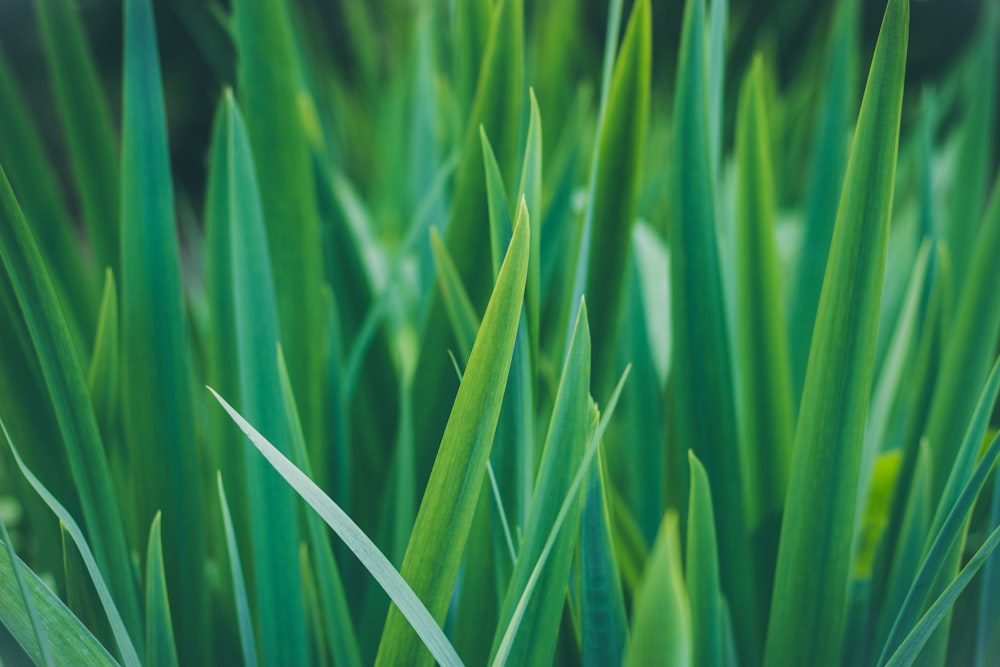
[0,0,995,236]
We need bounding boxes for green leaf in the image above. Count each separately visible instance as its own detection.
[764,1,908,665]
[580,453,629,667]
[144,514,178,667]
[0,163,140,645]
[491,365,632,667]
[787,0,860,398]
[573,0,651,385]
[707,0,728,179]
[2,418,140,667]
[687,452,724,667]
[517,89,543,372]
[87,269,119,445]
[0,500,52,667]
[209,388,462,667]
[120,0,205,658]
[733,55,794,530]
[0,535,116,667]
[203,91,308,666]
[378,202,529,666]
[489,300,591,666]
[624,512,691,667]
[923,172,1000,505]
[429,226,480,362]
[232,0,326,453]
[277,346,363,667]
[217,474,259,667]
[669,0,757,659]
[975,447,1000,665]
[33,0,120,277]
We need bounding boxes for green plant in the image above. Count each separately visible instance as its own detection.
[0,0,998,665]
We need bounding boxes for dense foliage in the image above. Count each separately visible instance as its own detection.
[0,0,999,665]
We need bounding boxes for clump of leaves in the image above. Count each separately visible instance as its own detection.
[0,0,999,665]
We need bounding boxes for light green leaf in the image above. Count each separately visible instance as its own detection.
[144,514,178,667]
[209,388,462,667]
[378,202,529,666]
[764,1,908,665]
[687,452,724,667]
[0,501,52,666]
[0,534,116,667]
[429,226,480,362]
[2,418,140,667]
[624,512,691,667]
[733,55,794,530]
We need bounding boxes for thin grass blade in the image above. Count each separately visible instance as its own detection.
[378,204,529,666]
[687,452,724,667]
[217,474,259,667]
[144,514,178,667]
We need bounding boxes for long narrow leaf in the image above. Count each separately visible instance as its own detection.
[378,203,529,666]
[144,514,178,667]
[765,1,908,665]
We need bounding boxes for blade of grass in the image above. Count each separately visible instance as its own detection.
[733,54,794,532]
[217,474,259,667]
[707,0,727,180]
[0,163,140,644]
[0,535,117,667]
[2,418,140,667]
[570,0,650,387]
[491,365,631,667]
[764,1,908,665]
[669,0,757,659]
[144,514,178,667]
[489,300,591,666]
[120,0,205,658]
[580,450,629,667]
[277,346,363,667]
[787,0,860,399]
[232,0,326,454]
[33,0,120,277]
[623,511,691,667]
[378,203,529,666]
[206,91,309,666]
[209,388,463,667]
[0,505,52,667]
[687,452,724,667]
